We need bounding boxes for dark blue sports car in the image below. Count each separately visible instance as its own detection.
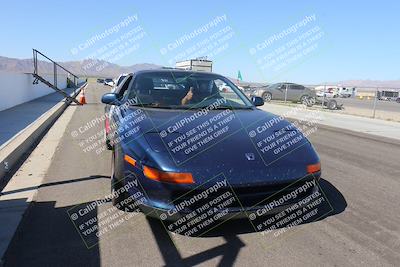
[102,70,321,225]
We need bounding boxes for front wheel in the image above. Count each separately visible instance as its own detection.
[301,95,314,107]
[262,92,272,102]
[327,100,338,110]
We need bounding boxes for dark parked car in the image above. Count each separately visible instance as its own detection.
[252,82,316,105]
[104,78,114,86]
[101,70,321,222]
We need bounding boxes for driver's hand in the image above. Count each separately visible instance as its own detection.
[181,87,194,105]
[186,87,194,100]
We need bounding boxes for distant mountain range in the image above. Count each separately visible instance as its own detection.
[327,80,400,89]
[0,56,161,78]
[1,55,400,88]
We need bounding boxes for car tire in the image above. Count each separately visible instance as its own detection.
[306,97,315,107]
[111,144,129,209]
[327,100,337,110]
[300,95,313,106]
[262,92,272,102]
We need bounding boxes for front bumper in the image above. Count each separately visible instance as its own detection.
[140,184,319,221]
[126,173,321,222]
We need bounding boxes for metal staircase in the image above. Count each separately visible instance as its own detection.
[32,49,81,105]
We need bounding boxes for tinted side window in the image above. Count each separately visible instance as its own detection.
[290,84,304,90]
[117,76,133,100]
[116,75,126,86]
[270,83,281,89]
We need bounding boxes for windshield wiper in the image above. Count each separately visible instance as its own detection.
[129,103,172,109]
[129,103,252,110]
[210,105,252,110]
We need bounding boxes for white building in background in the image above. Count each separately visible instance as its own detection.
[175,57,213,72]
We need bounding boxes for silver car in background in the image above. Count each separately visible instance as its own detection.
[252,82,316,105]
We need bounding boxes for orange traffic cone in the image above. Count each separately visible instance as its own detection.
[79,88,87,105]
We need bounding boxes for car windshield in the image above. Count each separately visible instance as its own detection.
[126,71,253,110]
[105,79,113,82]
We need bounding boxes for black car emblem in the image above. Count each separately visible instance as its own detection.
[245,153,255,161]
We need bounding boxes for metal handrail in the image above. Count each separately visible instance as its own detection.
[33,49,79,79]
[33,49,80,87]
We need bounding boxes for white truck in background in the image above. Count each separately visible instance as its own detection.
[315,85,356,98]
[315,85,339,98]
[338,87,356,98]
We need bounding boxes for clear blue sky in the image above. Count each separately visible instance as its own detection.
[1,0,399,83]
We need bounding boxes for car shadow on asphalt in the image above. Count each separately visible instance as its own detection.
[141,177,346,240]
[1,177,346,267]
[146,216,245,267]
[197,178,347,237]
[139,178,346,266]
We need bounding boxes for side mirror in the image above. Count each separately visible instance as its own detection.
[101,93,120,105]
[251,96,264,106]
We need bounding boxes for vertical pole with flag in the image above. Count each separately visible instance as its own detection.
[237,70,242,84]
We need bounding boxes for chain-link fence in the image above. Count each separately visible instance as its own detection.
[305,84,400,121]
[245,83,400,122]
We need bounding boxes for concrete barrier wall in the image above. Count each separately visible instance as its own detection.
[0,72,69,111]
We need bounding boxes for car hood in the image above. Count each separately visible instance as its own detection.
[120,107,320,186]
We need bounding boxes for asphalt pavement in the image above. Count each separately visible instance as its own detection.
[2,82,400,266]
